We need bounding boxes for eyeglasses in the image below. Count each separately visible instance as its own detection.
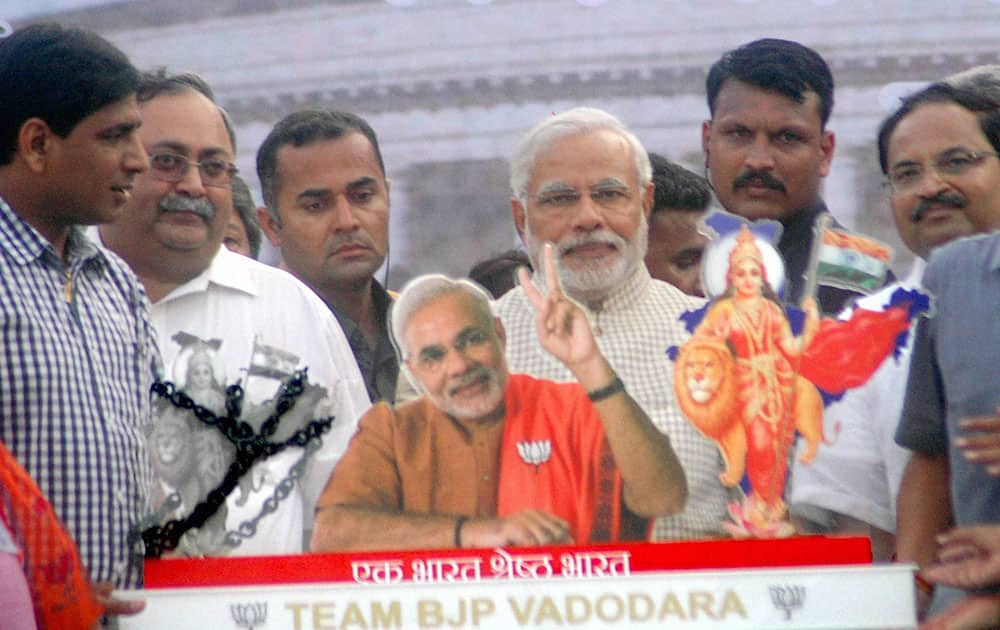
[887,149,1000,194]
[531,183,637,216]
[148,152,238,188]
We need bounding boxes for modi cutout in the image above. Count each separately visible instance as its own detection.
[311,244,687,550]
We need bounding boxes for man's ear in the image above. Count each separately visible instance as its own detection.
[701,119,712,169]
[641,181,654,220]
[511,197,527,243]
[257,206,283,247]
[18,118,54,173]
[819,130,836,178]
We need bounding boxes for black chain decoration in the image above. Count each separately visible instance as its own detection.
[140,369,335,558]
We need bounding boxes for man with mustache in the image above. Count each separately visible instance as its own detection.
[98,71,371,557]
[257,110,399,403]
[702,38,873,316]
[494,107,729,541]
[788,82,991,568]
[311,246,687,550]
[878,78,1000,626]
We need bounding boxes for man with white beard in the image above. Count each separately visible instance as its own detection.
[495,107,729,540]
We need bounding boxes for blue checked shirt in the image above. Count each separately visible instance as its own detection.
[0,197,158,588]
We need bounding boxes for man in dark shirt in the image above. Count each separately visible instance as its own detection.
[257,110,398,402]
[702,38,870,314]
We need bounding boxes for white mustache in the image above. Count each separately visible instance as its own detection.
[556,230,625,256]
[159,194,216,221]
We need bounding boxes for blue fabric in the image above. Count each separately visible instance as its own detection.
[0,198,158,587]
[898,232,1000,527]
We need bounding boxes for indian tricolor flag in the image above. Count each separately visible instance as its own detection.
[815,228,892,293]
[247,340,300,380]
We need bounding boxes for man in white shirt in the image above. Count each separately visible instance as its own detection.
[98,71,370,557]
[495,107,728,540]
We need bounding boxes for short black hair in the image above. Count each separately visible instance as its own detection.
[230,175,261,259]
[648,152,711,215]
[0,23,141,165]
[256,109,385,220]
[877,82,1000,174]
[467,249,532,299]
[706,38,835,128]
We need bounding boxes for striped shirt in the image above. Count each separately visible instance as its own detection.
[0,198,157,587]
[495,266,730,540]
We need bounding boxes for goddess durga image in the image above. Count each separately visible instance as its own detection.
[675,217,928,538]
[676,225,825,537]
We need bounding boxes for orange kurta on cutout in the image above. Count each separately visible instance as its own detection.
[496,374,633,544]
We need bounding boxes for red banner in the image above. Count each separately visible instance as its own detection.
[145,536,871,588]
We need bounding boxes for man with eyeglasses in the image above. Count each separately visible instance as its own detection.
[788,82,993,568]
[311,249,686,550]
[877,80,1000,626]
[98,71,370,558]
[494,107,729,541]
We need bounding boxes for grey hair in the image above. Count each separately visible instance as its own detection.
[389,274,494,363]
[946,65,1000,104]
[509,107,652,206]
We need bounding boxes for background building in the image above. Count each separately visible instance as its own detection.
[10,0,1000,285]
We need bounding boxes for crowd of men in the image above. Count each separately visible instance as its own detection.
[1,21,999,629]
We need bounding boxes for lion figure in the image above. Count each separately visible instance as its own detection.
[674,338,746,486]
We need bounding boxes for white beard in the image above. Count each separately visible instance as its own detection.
[524,217,648,302]
[431,366,506,422]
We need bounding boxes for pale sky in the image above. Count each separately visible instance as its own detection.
[2,0,118,21]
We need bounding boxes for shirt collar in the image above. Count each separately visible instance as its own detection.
[329,280,392,331]
[532,263,651,314]
[159,245,256,303]
[596,264,652,312]
[777,200,829,250]
[989,231,1000,272]
[0,197,106,269]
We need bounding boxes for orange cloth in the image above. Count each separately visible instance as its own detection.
[317,396,505,519]
[319,374,635,543]
[497,375,626,543]
[0,440,102,629]
[699,298,797,510]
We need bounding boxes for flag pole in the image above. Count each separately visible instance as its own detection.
[801,211,832,305]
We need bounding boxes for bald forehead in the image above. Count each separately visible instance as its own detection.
[140,88,233,157]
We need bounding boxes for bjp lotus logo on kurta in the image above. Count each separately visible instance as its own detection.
[670,211,931,538]
[517,440,552,470]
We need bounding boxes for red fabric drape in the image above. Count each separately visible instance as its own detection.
[0,440,102,629]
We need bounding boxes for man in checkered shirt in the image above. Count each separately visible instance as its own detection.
[0,24,157,590]
[495,107,730,540]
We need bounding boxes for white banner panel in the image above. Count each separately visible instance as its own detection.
[118,563,915,629]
